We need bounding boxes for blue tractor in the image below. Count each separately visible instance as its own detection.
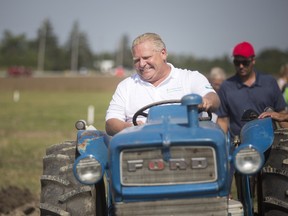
[40,94,288,216]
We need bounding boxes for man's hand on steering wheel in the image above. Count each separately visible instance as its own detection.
[198,97,213,112]
[132,100,212,126]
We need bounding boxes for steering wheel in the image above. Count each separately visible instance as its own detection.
[132,100,212,126]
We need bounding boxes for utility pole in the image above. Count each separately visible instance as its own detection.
[37,24,46,72]
[116,37,124,67]
[71,31,79,73]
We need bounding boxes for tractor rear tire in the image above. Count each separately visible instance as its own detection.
[258,128,288,215]
[40,141,97,216]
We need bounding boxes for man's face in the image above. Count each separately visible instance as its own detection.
[132,41,167,83]
[233,56,255,77]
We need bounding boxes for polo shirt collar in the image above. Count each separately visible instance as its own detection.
[235,71,261,88]
[168,63,178,79]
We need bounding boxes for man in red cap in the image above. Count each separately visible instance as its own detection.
[215,41,287,202]
[216,41,286,138]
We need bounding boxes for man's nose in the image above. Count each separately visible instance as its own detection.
[139,59,146,67]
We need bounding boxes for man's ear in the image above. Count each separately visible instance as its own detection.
[161,48,168,60]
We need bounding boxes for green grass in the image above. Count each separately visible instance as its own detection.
[0,90,113,196]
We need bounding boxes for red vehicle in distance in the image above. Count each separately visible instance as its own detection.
[7,66,32,77]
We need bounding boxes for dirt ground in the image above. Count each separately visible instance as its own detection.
[0,186,40,216]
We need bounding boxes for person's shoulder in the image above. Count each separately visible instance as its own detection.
[171,64,199,74]
[255,70,273,78]
[256,71,277,83]
[217,74,236,90]
[255,71,280,90]
[169,65,200,80]
[116,73,139,87]
[176,67,205,79]
[223,74,237,84]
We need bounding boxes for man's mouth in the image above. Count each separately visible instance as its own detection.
[140,67,152,73]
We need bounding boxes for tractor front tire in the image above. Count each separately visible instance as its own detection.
[40,141,97,216]
[258,128,288,215]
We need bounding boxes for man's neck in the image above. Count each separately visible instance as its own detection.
[241,71,256,87]
[152,64,171,87]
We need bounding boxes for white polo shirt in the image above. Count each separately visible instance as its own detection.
[105,63,215,123]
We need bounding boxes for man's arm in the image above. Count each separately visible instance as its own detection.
[105,118,133,136]
[258,110,288,128]
[216,117,229,133]
[201,92,220,112]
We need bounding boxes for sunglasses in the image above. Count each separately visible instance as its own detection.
[233,59,252,67]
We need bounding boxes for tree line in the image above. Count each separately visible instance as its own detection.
[0,19,287,76]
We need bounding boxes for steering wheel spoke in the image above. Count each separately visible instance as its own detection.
[132,99,212,126]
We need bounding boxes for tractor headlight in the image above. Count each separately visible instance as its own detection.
[75,120,87,130]
[74,155,103,185]
[233,145,264,175]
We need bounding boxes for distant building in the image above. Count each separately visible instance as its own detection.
[97,60,114,74]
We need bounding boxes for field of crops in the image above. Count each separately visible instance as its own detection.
[0,76,123,197]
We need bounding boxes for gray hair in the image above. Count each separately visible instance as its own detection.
[209,67,226,80]
[132,33,166,52]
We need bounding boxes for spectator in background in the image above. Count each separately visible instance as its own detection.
[208,67,227,92]
[277,63,288,92]
[278,63,288,105]
[216,41,287,202]
[208,67,227,122]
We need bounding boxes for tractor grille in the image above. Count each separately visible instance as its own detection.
[121,146,216,185]
[114,197,228,216]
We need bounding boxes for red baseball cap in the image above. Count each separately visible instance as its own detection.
[232,41,255,58]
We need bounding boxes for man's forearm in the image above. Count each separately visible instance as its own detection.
[105,118,132,136]
[216,117,229,133]
[203,92,220,112]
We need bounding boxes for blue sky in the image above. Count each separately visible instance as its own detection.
[1,0,288,59]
